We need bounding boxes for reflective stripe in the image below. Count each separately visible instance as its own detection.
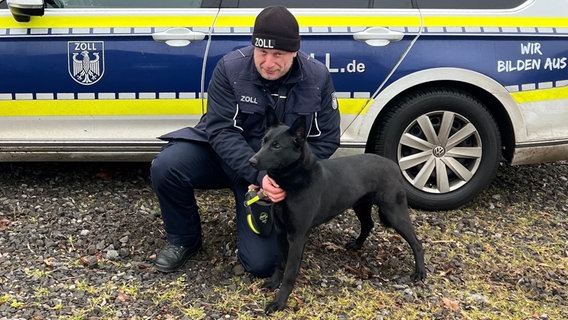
[2,13,567,34]
[0,99,204,116]
[0,92,202,100]
[0,98,365,116]
[510,86,568,104]
[232,104,243,131]
[0,15,216,29]
[7,86,563,114]
[422,16,568,29]
[19,81,565,110]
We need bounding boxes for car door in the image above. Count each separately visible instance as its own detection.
[0,0,219,160]
[207,0,420,150]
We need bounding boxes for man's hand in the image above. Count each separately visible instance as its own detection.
[261,175,286,203]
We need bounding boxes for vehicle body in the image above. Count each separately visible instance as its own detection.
[1,0,567,209]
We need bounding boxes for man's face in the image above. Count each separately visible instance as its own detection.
[253,48,297,81]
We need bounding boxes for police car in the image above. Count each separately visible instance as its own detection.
[1,0,567,210]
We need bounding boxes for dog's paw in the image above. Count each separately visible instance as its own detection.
[265,300,286,315]
[345,240,363,251]
[261,280,281,291]
[411,270,427,282]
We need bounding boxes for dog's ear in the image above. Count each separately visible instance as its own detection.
[265,106,279,128]
[289,115,307,145]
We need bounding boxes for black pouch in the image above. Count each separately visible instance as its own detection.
[244,190,273,237]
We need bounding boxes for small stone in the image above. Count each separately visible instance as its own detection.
[86,244,97,255]
[83,256,98,268]
[467,293,489,304]
[403,288,414,302]
[106,250,119,260]
[95,240,106,250]
[232,264,245,276]
[119,248,130,257]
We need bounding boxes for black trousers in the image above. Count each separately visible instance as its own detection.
[150,140,278,277]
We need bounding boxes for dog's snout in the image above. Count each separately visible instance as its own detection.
[249,156,258,169]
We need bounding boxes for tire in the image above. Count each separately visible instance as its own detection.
[372,87,501,210]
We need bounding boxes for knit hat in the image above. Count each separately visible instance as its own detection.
[252,6,300,52]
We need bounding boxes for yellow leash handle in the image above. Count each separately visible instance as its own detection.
[245,194,261,206]
[244,189,266,206]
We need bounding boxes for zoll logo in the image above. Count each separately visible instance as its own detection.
[254,38,275,49]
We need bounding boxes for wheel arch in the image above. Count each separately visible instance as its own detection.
[364,68,520,163]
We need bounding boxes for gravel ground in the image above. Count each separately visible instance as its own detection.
[0,161,566,319]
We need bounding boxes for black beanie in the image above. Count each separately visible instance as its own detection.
[252,6,300,52]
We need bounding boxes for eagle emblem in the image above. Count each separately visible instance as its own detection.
[68,41,105,85]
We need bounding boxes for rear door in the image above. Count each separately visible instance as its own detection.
[0,0,218,160]
[411,0,568,153]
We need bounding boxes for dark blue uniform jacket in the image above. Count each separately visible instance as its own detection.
[160,46,340,185]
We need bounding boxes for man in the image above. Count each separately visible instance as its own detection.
[150,6,340,277]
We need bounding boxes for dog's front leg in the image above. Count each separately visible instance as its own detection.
[262,204,288,291]
[265,235,307,314]
[262,227,287,291]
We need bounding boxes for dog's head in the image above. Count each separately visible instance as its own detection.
[249,107,307,171]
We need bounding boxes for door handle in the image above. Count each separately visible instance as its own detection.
[152,28,206,47]
[353,27,404,47]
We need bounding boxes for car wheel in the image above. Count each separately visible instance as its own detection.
[372,87,501,210]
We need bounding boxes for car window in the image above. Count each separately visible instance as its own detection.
[415,0,528,9]
[235,0,370,9]
[54,0,204,8]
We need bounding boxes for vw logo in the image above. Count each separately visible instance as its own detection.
[432,146,446,157]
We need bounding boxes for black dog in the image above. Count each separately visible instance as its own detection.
[249,108,426,314]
